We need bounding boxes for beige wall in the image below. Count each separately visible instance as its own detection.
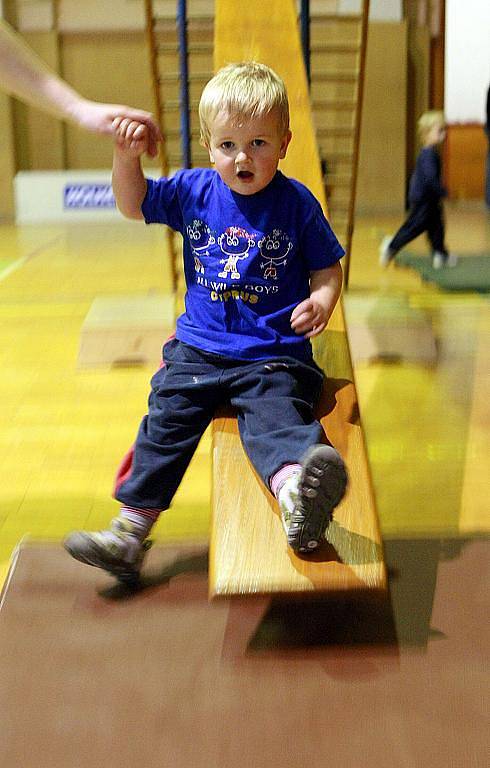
[14,31,65,170]
[61,32,158,170]
[16,0,214,32]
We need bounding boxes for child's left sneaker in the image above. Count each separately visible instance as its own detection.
[64,518,151,582]
[286,445,348,554]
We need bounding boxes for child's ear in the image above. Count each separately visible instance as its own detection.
[202,140,215,164]
[200,136,215,163]
[279,130,292,159]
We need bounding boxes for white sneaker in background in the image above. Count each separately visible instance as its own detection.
[433,252,458,269]
[432,252,445,269]
[379,235,394,267]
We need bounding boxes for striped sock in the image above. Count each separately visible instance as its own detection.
[270,463,302,499]
[276,472,301,534]
[119,506,161,541]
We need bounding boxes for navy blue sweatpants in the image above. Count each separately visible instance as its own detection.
[115,338,326,510]
[390,198,448,256]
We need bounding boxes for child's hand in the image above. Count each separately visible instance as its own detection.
[290,298,327,338]
[70,101,161,156]
[112,116,150,158]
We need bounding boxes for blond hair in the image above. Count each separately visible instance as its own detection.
[199,61,290,146]
[417,110,445,140]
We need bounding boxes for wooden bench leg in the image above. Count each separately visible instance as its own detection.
[221,596,270,659]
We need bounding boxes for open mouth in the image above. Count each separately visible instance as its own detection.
[237,170,254,180]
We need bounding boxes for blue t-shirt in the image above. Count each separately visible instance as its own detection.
[142,168,344,361]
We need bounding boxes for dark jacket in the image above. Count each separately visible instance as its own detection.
[408,146,447,205]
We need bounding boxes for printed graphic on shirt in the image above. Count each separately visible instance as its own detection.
[186,219,216,274]
[195,275,279,306]
[217,226,256,279]
[258,229,292,279]
[187,223,295,306]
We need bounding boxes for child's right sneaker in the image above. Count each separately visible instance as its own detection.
[287,445,348,554]
[63,518,151,582]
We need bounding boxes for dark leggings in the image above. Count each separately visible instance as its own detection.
[390,199,447,256]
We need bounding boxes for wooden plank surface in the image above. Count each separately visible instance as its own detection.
[210,0,386,598]
[211,330,385,597]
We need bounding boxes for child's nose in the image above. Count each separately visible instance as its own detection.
[235,150,249,163]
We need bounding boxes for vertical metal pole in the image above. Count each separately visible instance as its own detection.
[177,0,191,168]
[300,0,311,85]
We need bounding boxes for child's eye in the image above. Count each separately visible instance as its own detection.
[251,139,265,147]
[220,141,234,150]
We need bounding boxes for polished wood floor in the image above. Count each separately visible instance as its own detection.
[347,201,489,541]
[0,203,488,588]
[0,221,211,586]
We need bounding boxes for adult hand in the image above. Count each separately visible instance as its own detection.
[71,99,162,157]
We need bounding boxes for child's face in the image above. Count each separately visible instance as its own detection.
[424,122,446,147]
[206,109,291,195]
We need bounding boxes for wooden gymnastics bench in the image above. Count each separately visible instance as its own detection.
[207,0,387,655]
[209,307,387,654]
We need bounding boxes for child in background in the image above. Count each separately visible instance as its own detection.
[64,62,348,581]
[380,110,457,270]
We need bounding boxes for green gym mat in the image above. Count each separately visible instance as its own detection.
[395,253,490,293]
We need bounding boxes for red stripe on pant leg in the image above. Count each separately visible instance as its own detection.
[113,444,135,498]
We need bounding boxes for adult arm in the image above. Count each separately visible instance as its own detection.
[0,19,161,156]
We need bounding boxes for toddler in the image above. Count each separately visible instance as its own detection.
[380,110,456,269]
[64,62,348,581]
